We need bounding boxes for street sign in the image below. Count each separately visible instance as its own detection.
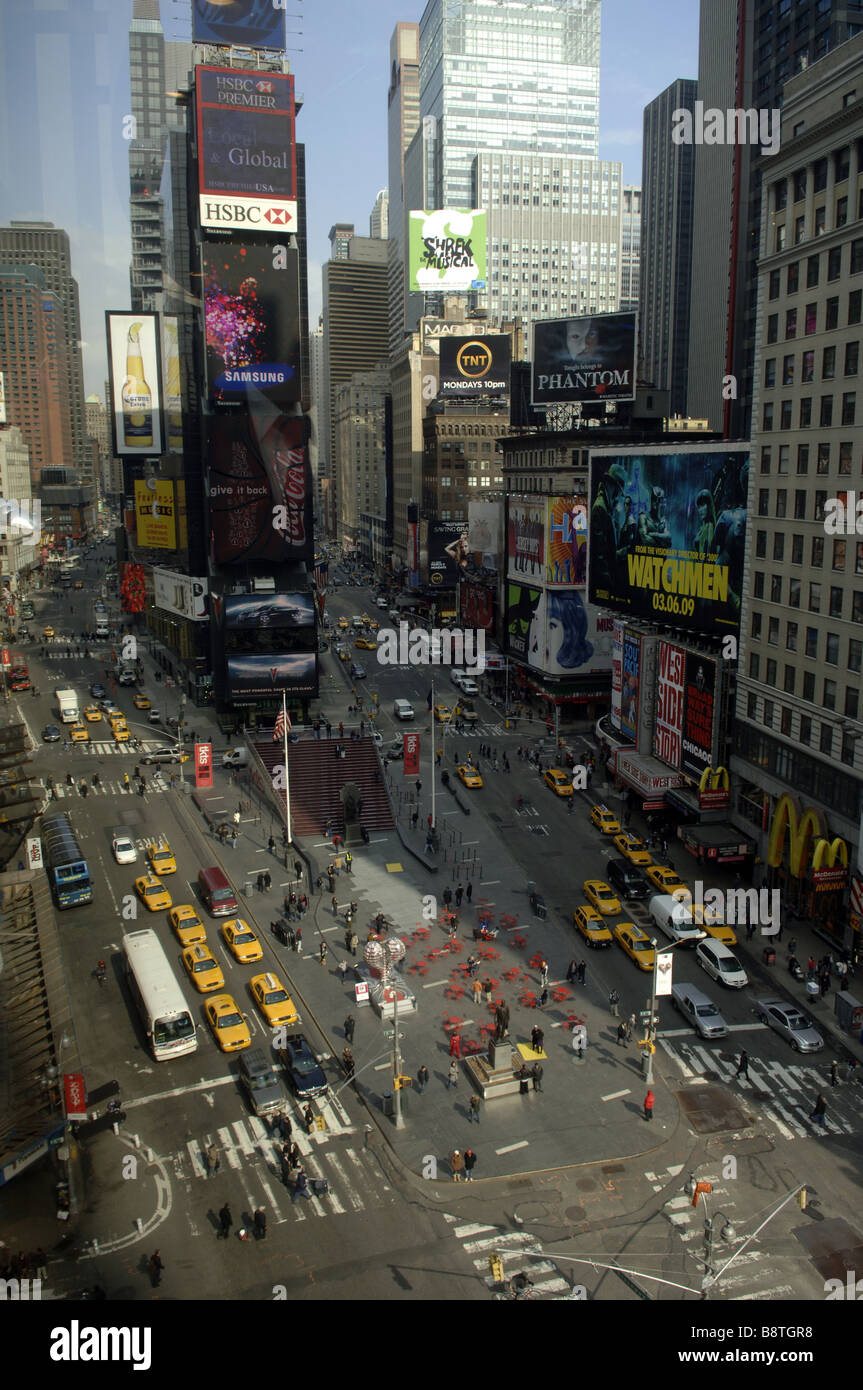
[383,1030,405,1040]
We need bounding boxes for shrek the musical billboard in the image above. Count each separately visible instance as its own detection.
[588,448,748,635]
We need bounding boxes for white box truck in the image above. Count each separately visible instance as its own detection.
[56,689,79,723]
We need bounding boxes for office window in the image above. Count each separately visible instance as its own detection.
[805,302,818,334]
[766,659,777,687]
[802,349,815,382]
[823,346,836,379]
[749,652,760,680]
[791,534,804,564]
[820,395,834,426]
[758,489,769,516]
[830,585,844,617]
[843,391,856,425]
[849,638,863,672]
[786,307,798,338]
[753,571,765,599]
[851,237,863,274]
[786,622,798,652]
[846,342,859,376]
[793,489,806,519]
[854,590,863,624]
[768,617,779,645]
[826,632,841,665]
[823,681,837,714]
[751,611,762,640]
[764,358,776,388]
[789,577,801,607]
[826,296,840,329]
[780,399,793,429]
[771,575,783,603]
[783,353,795,386]
[829,244,843,278]
[763,402,774,430]
[776,489,787,518]
[764,700,775,728]
[807,254,820,287]
[767,313,779,343]
[747,693,758,720]
[805,626,819,658]
[760,445,772,473]
[755,529,767,558]
[815,206,826,236]
[800,715,812,744]
[794,170,807,201]
[849,289,862,324]
[858,543,863,575]
[774,179,787,211]
[786,261,799,294]
[833,539,847,570]
[812,535,824,567]
[815,490,828,520]
[817,441,830,473]
[803,671,816,701]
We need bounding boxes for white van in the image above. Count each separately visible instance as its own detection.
[222,748,250,768]
[352,616,364,630]
[649,894,705,946]
[695,938,748,989]
[393,698,414,721]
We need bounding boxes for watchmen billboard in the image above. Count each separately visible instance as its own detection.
[439,336,510,396]
[589,446,748,636]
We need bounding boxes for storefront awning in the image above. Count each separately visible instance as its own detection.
[679,823,757,865]
[513,670,611,704]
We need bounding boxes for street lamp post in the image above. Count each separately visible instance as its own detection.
[643,929,707,1084]
[177,693,187,789]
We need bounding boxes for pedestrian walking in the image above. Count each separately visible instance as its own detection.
[253,1208,267,1240]
[268,835,276,854]
[538,986,549,1009]
[616,1021,628,1047]
[292,1168,312,1204]
[294,926,303,954]
[442,886,452,910]
[786,935,798,959]
[218,1203,232,1239]
[809,1093,828,1128]
[319,942,328,967]
[148,1250,164,1287]
[463,1147,477,1182]
[350,932,359,957]
[472,978,483,1005]
[205,1142,220,1178]
[644,1089,655,1122]
[303,1103,316,1134]
[338,957,348,982]
[345,851,353,873]
[483,977,494,1004]
[449,1031,463,1059]
[447,1059,458,1088]
[344,1014,355,1043]
[532,1063,543,1092]
[416,1065,429,1094]
[576,960,586,986]
[609,988,621,1017]
[736,1049,749,1080]
[468,1093,482,1124]
[566,959,577,983]
[830,1059,839,1088]
[539,959,549,988]
[450,1148,465,1181]
[466,881,473,903]
[33,1248,47,1281]
[278,1109,292,1142]
[531,1024,544,1053]
[455,885,464,908]
[626,1014,635,1043]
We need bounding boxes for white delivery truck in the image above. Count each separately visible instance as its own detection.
[222,748,250,768]
[56,689,79,723]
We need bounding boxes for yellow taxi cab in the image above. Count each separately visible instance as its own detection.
[457,763,483,788]
[613,923,656,971]
[434,704,452,724]
[147,839,177,875]
[250,971,300,1028]
[613,832,653,867]
[42,626,55,639]
[135,873,172,912]
[170,904,207,946]
[183,943,225,993]
[354,636,377,650]
[543,768,573,797]
[367,618,380,631]
[83,704,103,722]
[670,890,738,945]
[69,723,89,743]
[583,879,622,916]
[133,693,151,710]
[337,617,349,630]
[205,993,251,1053]
[338,647,351,662]
[645,864,687,894]
[573,905,613,948]
[73,579,83,589]
[590,804,621,835]
[222,918,264,963]
[112,722,131,742]
[700,920,739,947]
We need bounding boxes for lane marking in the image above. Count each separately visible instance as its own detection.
[601,1089,631,1102]
[495,1140,529,1155]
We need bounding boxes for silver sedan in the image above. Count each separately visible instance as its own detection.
[754,998,824,1052]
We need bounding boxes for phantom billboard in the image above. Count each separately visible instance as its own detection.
[532,311,636,406]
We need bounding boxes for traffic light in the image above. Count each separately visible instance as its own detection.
[797,1187,807,1210]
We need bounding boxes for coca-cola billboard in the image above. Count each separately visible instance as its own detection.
[206,392,312,565]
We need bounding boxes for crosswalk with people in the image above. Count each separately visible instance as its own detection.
[49,770,170,798]
[657,1034,862,1140]
[442,1213,575,1299]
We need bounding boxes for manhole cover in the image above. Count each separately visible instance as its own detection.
[566,1205,588,1223]
[677,1084,754,1133]
[575,1177,598,1192]
[796,1218,863,1284]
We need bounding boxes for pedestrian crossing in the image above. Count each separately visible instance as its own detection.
[442,1213,575,1299]
[179,1101,395,1223]
[48,770,170,798]
[72,739,168,755]
[657,1035,863,1140]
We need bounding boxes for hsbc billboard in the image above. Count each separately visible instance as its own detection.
[196,67,297,235]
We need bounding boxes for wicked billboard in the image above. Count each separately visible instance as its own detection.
[589,449,748,635]
[504,583,613,676]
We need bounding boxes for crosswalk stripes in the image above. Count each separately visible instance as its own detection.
[49,771,170,798]
[442,1214,574,1299]
[658,1035,862,1139]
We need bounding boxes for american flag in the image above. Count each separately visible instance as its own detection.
[274,708,291,741]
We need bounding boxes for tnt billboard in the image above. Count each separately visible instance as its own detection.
[439,336,510,396]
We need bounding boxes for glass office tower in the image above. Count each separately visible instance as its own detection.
[419,0,601,208]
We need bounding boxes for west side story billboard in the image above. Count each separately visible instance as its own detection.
[196,67,297,233]
[206,393,312,566]
[192,0,286,48]
[532,312,636,406]
[653,640,722,781]
[202,240,301,406]
[588,448,748,635]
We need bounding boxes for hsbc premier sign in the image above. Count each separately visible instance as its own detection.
[196,66,298,237]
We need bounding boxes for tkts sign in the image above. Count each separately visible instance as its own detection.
[195,742,213,789]
[403,733,420,776]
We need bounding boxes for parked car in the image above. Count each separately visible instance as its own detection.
[350,662,366,679]
[753,998,824,1052]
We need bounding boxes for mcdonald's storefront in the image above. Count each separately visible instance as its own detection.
[765,793,851,952]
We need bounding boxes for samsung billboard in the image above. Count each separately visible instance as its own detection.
[202,240,301,407]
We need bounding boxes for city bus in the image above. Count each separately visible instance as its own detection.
[41,811,93,909]
[122,929,198,1061]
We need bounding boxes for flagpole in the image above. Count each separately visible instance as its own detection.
[282,691,292,846]
[430,675,436,834]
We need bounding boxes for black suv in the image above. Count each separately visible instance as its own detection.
[607,857,651,901]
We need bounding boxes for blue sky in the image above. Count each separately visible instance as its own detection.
[0,0,698,397]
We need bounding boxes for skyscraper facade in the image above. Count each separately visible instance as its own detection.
[387,22,422,349]
[619,185,642,313]
[419,0,601,208]
[0,221,88,479]
[687,0,863,435]
[640,78,696,414]
[0,266,72,483]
